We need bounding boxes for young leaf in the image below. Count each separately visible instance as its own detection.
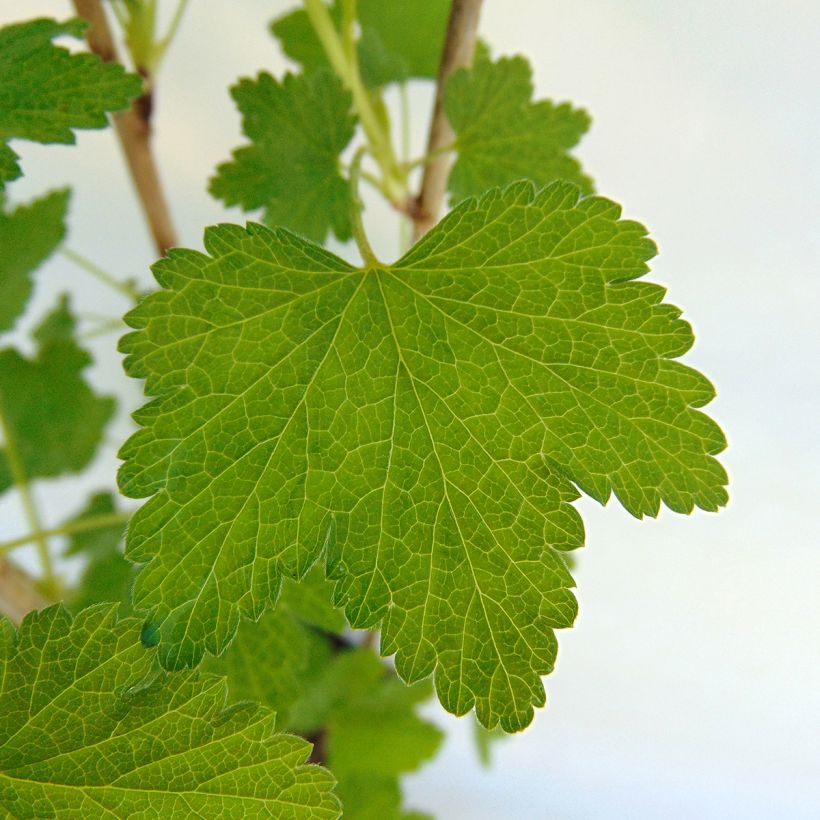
[63,492,134,613]
[0,18,142,189]
[445,55,593,202]
[289,650,443,820]
[119,181,727,730]
[0,296,115,494]
[0,188,69,332]
[210,71,356,243]
[0,604,340,818]
[271,0,449,87]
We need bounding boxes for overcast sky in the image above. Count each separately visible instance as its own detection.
[1,2,818,817]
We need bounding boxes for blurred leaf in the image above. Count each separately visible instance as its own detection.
[205,568,342,726]
[0,18,142,189]
[0,188,68,332]
[210,71,355,242]
[290,650,443,820]
[0,295,115,494]
[271,0,449,87]
[445,55,592,202]
[0,604,341,818]
[64,492,134,613]
[473,718,507,767]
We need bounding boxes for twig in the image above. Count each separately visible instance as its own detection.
[0,511,132,556]
[72,0,178,256]
[411,0,483,241]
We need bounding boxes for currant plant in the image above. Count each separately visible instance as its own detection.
[0,2,728,817]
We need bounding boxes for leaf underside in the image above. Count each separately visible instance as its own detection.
[119,180,727,731]
[0,604,340,819]
[0,188,69,332]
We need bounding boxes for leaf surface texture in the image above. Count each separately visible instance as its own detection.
[119,181,727,729]
[0,605,340,818]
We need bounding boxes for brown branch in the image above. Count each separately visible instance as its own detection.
[411,0,483,241]
[0,559,50,623]
[72,0,178,256]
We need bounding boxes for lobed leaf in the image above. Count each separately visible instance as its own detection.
[0,604,340,818]
[119,181,727,730]
[445,55,593,202]
[0,18,142,189]
[210,71,356,243]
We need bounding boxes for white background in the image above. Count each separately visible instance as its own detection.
[1,2,818,818]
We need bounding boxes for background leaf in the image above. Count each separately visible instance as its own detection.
[0,188,68,332]
[0,18,142,189]
[0,296,115,494]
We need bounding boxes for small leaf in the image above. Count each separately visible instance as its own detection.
[0,604,340,818]
[0,188,69,332]
[445,55,593,202]
[0,18,142,188]
[119,181,727,730]
[210,71,355,243]
[0,296,115,494]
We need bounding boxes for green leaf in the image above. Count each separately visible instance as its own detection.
[119,181,727,729]
[445,55,593,202]
[63,493,134,613]
[355,0,450,83]
[0,18,142,188]
[0,296,115,494]
[271,0,449,87]
[204,568,343,726]
[0,604,340,818]
[210,71,355,244]
[0,188,69,332]
[289,650,442,820]
[0,144,21,188]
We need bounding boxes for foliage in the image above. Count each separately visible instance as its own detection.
[0,604,340,818]
[0,3,728,817]
[0,18,142,188]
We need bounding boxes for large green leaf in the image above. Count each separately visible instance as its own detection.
[0,188,69,332]
[210,71,355,243]
[0,18,141,189]
[119,181,727,729]
[445,55,592,202]
[0,604,340,818]
[0,296,115,494]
